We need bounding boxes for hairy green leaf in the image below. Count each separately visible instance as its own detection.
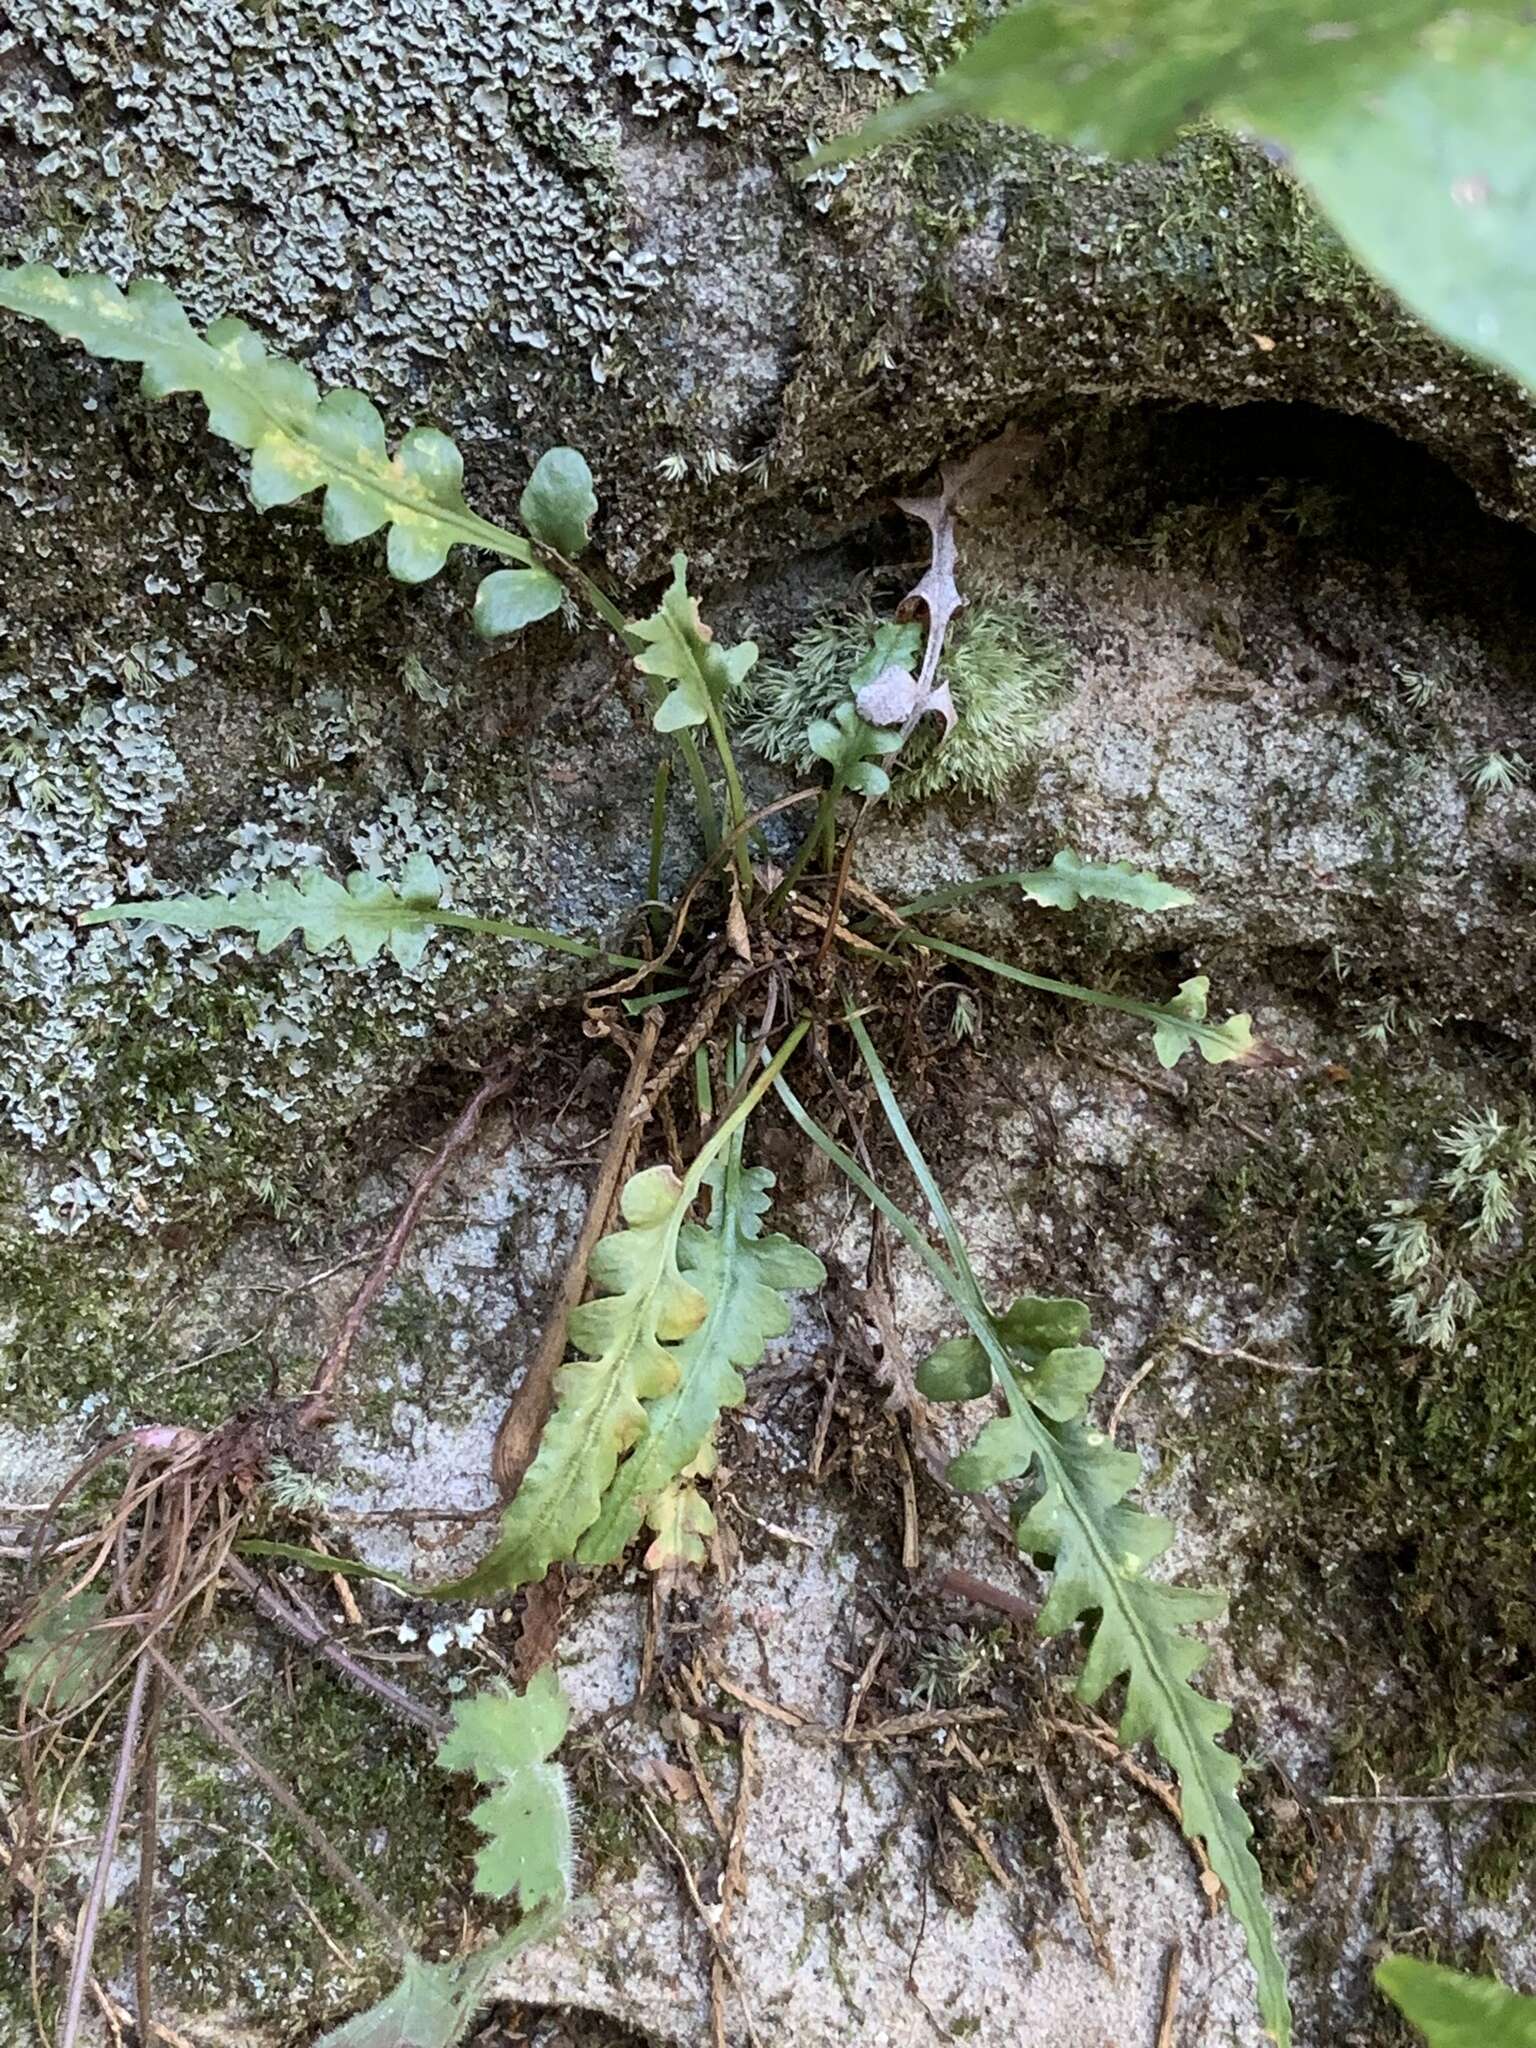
[577,1145,824,1568]
[806,4,1536,398]
[83,853,450,969]
[775,1028,1290,2048]
[519,448,598,558]
[1150,975,1256,1070]
[633,553,759,734]
[1377,1957,1536,2047]
[315,1951,492,2048]
[4,1588,112,1712]
[474,568,564,639]
[437,1669,573,1910]
[1012,850,1194,914]
[0,265,530,580]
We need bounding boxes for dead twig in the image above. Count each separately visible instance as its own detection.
[943,1789,1014,1894]
[1034,1757,1116,1978]
[935,1568,1036,1630]
[1046,1712,1218,1912]
[1155,1941,1183,2048]
[711,1716,756,2048]
[58,1656,152,2048]
[492,1010,663,1495]
[632,1783,765,2048]
[227,1558,449,1737]
[1323,1786,1536,1806]
[842,1630,892,1739]
[147,1648,411,1957]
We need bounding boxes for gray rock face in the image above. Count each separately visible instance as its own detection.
[3,7,1536,2047]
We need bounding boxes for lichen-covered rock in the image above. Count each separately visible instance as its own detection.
[3,4,1536,2045]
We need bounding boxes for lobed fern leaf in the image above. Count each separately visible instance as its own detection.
[319,1672,572,2048]
[82,852,450,969]
[0,264,535,583]
[1012,849,1194,913]
[577,1143,824,1568]
[922,1321,1287,2043]
[633,552,759,733]
[777,1019,1290,2048]
[1150,974,1255,1069]
[806,700,904,800]
[442,1162,707,1599]
[445,1025,811,1598]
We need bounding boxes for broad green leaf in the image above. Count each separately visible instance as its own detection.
[807,4,1536,399]
[633,553,758,733]
[1150,975,1256,1070]
[577,1146,824,1568]
[775,1031,1290,2048]
[440,1164,707,1597]
[474,567,563,638]
[437,1669,573,1909]
[1013,850,1194,914]
[519,448,598,557]
[0,266,529,580]
[4,1588,112,1712]
[82,853,450,970]
[1377,1956,1536,2047]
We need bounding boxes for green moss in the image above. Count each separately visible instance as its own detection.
[1202,1064,1536,1779]
[151,1659,480,2035]
[739,598,1071,803]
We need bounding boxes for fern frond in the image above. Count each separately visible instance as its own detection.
[1013,850,1193,913]
[444,1163,707,1599]
[776,1024,1291,2048]
[444,1025,811,1599]
[806,700,904,799]
[81,855,651,973]
[319,1672,573,2048]
[0,264,530,581]
[633,552,758,733]
[577,1143,824,1568]
[82,853,451,968]
[906,931,1258,1071]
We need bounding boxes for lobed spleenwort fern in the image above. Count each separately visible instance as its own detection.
[318,1669,573,2048]
[441,1023,817,1600]
[0,265,605,636]
[81,853,652,972]
[577,1132,824,1569]
[775,1010,1291,2048]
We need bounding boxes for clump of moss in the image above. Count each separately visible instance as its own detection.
[738,597,1071,803]
[1203,1070,1536,1778]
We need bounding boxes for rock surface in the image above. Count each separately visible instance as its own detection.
[3,5,1536,2047]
